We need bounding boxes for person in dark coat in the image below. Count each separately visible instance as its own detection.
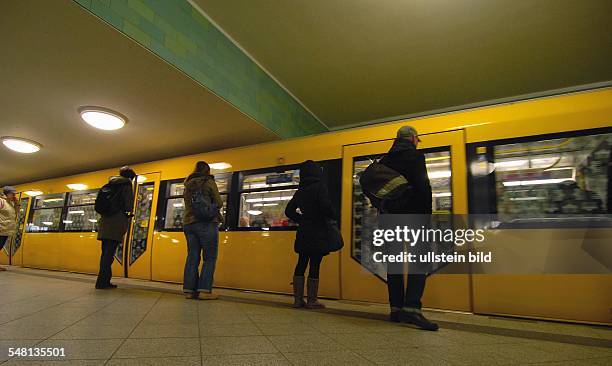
[95,166,136,289]
[285,160,336,308]
[379,126,438,331]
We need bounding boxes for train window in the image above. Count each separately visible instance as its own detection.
[160,174,230,230]
[27,193,66,232]
[494,131,611,220]
[351,148,452,276]
[33,193,65,209]
[64,190,100,232]
[238,169,299,229]
[28,208,63,232]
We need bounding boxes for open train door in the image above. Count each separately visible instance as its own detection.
[340,129,471,311]
[112,172,161,281]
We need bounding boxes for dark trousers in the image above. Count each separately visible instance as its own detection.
[96,239,120,286]
[294,253,323,279]
[387,273,427,310]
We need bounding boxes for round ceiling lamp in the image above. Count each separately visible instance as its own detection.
[79,107,127,130]
[1,136,42,154]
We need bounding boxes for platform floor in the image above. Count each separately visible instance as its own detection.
[0,267,610,365]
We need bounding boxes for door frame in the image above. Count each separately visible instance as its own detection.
[122,172,161,280]
[339,129,471,311]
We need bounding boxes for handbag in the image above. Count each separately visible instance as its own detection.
[326,219,344,252]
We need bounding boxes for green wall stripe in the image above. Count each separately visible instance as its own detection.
[73,0,327,138]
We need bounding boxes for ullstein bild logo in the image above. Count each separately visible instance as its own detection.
[358,214,612,275]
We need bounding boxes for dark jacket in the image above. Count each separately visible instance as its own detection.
[97,176,134,242]
[285,160,337,255]
[183,173,223,225]
[379,139,432,214]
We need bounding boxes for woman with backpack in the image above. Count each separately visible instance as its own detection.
[285,160,338,308]
[182,161,223,300]
[0,186,19,271]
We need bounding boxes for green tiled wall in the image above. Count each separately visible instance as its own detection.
[74,0,327,138]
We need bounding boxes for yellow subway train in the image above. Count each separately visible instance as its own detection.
[3,88,611,324]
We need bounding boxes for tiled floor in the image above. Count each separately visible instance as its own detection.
[0,269,610,365]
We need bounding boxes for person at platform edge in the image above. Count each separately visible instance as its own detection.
[0,186,19,271]
[95,166,136,289]
[182,161,223,300]
[379,126,439,331]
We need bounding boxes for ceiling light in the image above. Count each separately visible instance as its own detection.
[247,210,263,215]
[67,183,88,191]
[24,190,43,197]
[79,107,127,130]
[209,162,232,170]
[1,136,42,153]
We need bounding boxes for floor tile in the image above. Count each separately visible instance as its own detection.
[355,348,453,366]
[200,336,278,355]
[202,353,289,365]
[0,339,39,362]
[256,322,320,336]
[267,334,345,353]
[2,360,106,366]
[130,323,199,338]
[199,323,263,337]
[51,325,135,340]
[283,350,374,365]
[114,338,201,358]
[107,356,202,366]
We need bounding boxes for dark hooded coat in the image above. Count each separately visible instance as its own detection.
[97,176,134,242]
[285,160,337,255]
[379,138,432,214]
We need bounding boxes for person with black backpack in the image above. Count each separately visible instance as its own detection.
[361,126,438,331]
[94,166,136,289]
[182,161,223,300]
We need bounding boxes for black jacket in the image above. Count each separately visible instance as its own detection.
[285,160,337,255]
[379,139,432,214]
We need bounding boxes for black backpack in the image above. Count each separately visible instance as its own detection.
[359,161,412,210]
[191,188,218,222]
[95,183,124,216]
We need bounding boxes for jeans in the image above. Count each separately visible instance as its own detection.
[294,253,323,279]
[387,260,427,310]
[0,236,8,251]
[183,222,219,293]
[96,239,120,286]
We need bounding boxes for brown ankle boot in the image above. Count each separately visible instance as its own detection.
[305,278,325,309]
[292,276,305,308]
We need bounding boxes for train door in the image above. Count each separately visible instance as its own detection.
[114,172,161,280]
[0,193,30,267]
[340,129,471,311]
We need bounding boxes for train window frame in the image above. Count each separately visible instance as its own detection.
[62,189,100,232]
[234,164,301,231]
[26,193,68,233]
[467,126,612,228]
[156,173,231,232]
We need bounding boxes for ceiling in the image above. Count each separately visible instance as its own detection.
[0,0,278,186]
[194,0,612,128]
[2,0,611,186]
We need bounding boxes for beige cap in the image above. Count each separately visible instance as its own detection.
[396,126,421,141]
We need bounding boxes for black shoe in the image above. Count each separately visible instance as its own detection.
[95,283,117,289]
[389,311,402,323]
[402,312,439,331]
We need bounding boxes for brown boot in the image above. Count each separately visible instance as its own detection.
[305,278,325,309]
[292,276,305,308]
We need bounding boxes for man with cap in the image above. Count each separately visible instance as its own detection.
[95,166,136,288]
[0,186,19,271]
[378,126,438,330]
